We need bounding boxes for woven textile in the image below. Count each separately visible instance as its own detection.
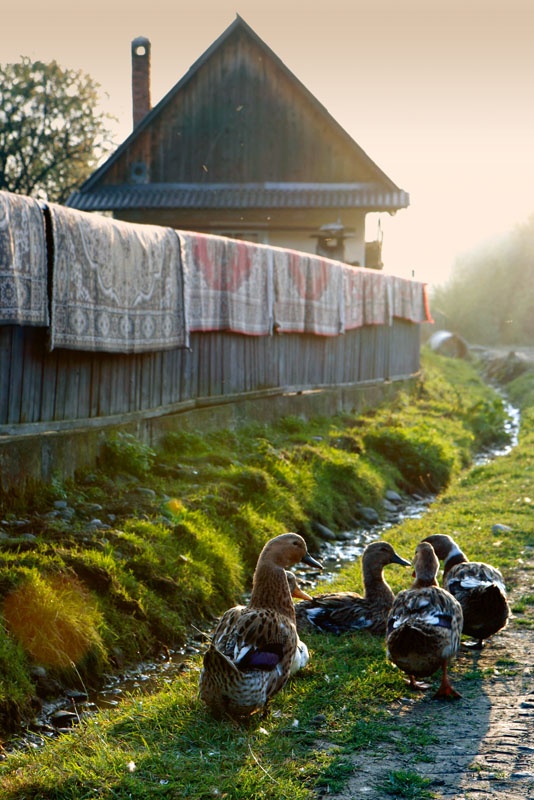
[49,204,187,352]
[392,275,433,323]
[178,231,273,335]
[342,266,394,329]
[0,191,48,326]
[362,268,393,326]
[272,248,343,336]
[342,265,365,330]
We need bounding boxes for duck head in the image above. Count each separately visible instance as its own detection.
[363,541,411,569]
[412,542,440,587]
[285,570,313,601]
[422,534,467,574]
[423,534,458,560]
[250,533,322,613]
[258,533,323,571]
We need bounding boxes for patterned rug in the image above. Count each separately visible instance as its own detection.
[361,268,393,326]
[343,267,432,329]
[342,265,365,330]
[0,191,48,326]
[391,275,433,323]
[178,231,274,335]
[49,205,188,352]
[272,248,344,336]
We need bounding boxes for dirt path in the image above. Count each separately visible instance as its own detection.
[324,569,534,800]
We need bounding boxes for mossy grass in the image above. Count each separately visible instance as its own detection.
[0,350,532,797]
[507,369,534,410]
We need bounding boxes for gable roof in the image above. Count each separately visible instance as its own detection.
[68,16,408,212]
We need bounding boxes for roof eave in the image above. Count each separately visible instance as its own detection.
[66,183,410,213]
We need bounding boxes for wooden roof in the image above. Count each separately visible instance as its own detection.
[67,16,409,213]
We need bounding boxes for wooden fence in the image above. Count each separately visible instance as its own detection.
[0,319,420,432]
[0,190,426,489]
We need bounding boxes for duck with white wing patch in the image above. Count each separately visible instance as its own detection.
[199,533,322,719]
[386,541,463,699]
[423,533,510,649]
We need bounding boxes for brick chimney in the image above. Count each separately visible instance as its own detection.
[131,36,151,128]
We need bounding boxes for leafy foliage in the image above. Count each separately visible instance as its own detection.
[430,216,534,345]
[101,432,156,477]
[0,57,115,202]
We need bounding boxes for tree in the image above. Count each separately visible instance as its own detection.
[430,218,534,346]
[0,57,116,203]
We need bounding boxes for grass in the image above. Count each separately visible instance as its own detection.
[0,349,532,797]
[377,770,436,799]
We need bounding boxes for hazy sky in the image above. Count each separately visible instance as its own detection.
[3,0,534,285]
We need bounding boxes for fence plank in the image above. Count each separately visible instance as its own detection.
[0,328,13,424]
[7,328,25,424]
[0,321,420,429]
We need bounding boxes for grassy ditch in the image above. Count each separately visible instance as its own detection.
[0,350,532,798]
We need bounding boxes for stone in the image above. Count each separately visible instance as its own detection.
[492,523,513,534]
[311,521,337,541]
[356,507,380,524]
[136,487,157,498]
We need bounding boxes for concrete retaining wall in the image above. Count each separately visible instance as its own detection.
[0,378,415,494]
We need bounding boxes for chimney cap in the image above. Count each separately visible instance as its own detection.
[132,36,150,53]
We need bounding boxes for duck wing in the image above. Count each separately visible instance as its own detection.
[386,587,463,677]
[200,644,277,718]
[446,562,510,640]
[200,606,297,718]
[295,591,381,634]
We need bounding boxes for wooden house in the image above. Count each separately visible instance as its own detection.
[67,15,409,267]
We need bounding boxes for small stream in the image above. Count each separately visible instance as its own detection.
[474,398,520,464]
[4,399,521,754]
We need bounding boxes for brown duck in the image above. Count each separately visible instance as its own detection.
[295,541,411,635]
[423,533,510,648]
[199,533,322,719]
[386,542,463,699]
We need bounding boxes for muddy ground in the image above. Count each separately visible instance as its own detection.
[323,567,534,800]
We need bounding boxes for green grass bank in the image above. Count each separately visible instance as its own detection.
[0,349,532,799]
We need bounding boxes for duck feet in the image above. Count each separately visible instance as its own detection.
[434,661,462,700]
[434,684,462,700]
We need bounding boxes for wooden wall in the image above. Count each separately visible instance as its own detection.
[0,320,420,431]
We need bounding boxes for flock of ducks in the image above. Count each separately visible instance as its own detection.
[199,532,510,719]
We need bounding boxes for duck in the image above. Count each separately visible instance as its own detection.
[294,541,411,636]
[199,532,322,719]
[386,541,463,699]
[423,533,510,649]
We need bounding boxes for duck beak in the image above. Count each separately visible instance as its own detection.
[392,553,412,567]
[302,552,323,570]
[292,586,314,602]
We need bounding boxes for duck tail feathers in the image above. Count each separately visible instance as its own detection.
[203,644,241,675]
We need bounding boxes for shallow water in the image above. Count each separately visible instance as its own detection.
[473,399,520,465]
